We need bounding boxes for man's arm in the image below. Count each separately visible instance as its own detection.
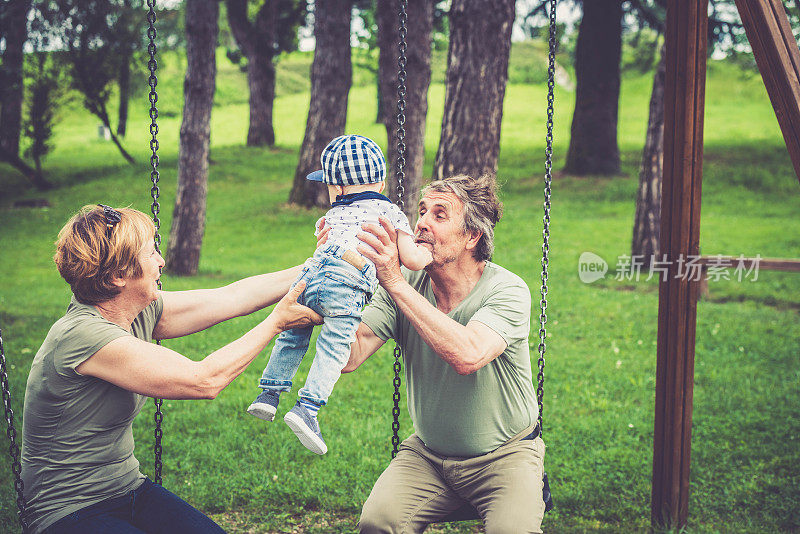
[357,218,507,375]
[78,282,321,399]
[154,266,302,339]
[376,279,506,375]
[342,322,386,373]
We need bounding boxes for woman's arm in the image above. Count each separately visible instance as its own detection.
[77,282,322,399]
[154,266,302,339]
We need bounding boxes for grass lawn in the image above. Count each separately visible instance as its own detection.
[1,45,798,533]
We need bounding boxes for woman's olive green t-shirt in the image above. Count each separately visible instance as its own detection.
[21,296,163,533]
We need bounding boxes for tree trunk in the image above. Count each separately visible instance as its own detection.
[375,71,386,125]
[288,0,352,208]
[117,46,131,138]
[166,0,218,276]
[246,49,276,146]
[0,146,52,189]
[105,113,136,164]
[0,0,32,160]
[432,0,515,181]
[226,0,277,147]
[632,45,666,269]
[377,0,433,222]
[563,0,623,176]
[86,93,136,164]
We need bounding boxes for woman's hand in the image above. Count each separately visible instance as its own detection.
[271,281,322,331]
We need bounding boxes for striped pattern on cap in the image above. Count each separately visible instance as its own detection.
[317,135,386,186]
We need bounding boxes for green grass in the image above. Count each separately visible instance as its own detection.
[1,44,799,533]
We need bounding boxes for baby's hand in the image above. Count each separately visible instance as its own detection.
[395,230,432,271]
[418,245,433,266]
[315,217,330,248]
[315,217,326,234]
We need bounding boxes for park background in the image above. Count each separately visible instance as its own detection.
[1,1,799,532]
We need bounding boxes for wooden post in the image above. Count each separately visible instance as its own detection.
[652,0,707,529]
[735,0,800,183]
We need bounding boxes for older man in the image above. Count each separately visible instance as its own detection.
[345,174,546,533]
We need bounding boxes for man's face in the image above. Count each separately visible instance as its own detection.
[414,190,472,267]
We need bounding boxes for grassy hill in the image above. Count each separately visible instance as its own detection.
[1,42,798,533]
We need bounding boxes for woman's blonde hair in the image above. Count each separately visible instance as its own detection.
[54,205,156,304]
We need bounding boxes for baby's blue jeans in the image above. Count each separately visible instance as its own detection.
[258,245,377,406]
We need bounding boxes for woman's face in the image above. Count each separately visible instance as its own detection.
[128,239,165,304]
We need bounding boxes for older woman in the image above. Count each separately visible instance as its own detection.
[21,204,322,534]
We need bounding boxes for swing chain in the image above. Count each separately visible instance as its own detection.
[147,0,164,486]
[0,328,29,532]
[537,0,557,436]
[147,0,161,249]
[389,0,554,455]
[391,347,402,458]
[395,0,408,209]
[390,0,409,460]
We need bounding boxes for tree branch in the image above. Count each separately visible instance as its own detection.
[226,0,254,57]
[0,146,53,190]
[627,0,665,31]
[523,0,550,29]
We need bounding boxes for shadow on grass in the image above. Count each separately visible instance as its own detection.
[211,508,483,534]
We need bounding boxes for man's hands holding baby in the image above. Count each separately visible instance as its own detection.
[315,216,413,291]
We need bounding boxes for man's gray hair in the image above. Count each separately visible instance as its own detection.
[421,174,503,262]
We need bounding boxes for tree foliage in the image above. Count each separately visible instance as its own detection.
[36,0,138,163]
[23,52,66,180]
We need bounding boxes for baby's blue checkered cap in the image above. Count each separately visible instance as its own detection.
[306,135,386,185]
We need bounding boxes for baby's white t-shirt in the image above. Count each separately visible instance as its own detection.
[315,192,414,265]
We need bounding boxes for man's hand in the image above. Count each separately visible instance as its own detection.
[316,217,330,249]
[357,216,406,291]
[271,281,322,331]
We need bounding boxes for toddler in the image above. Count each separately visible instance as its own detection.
[247,135,431,454]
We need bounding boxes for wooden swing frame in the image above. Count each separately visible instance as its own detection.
[653,0,800,528]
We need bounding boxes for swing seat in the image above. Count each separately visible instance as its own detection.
[436,472,554,523]
[441,502,480,523]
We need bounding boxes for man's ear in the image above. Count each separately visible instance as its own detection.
[335,185,344,197]
[110,275,126,288]
[378,181,386,194]
[465,230,482,251]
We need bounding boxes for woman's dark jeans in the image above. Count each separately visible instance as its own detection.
[44,478,225,533]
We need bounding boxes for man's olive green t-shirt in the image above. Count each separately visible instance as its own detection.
[361,262,537,457]
[21,296,163,533]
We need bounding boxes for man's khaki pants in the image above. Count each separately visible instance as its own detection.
[358,426,546,534]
